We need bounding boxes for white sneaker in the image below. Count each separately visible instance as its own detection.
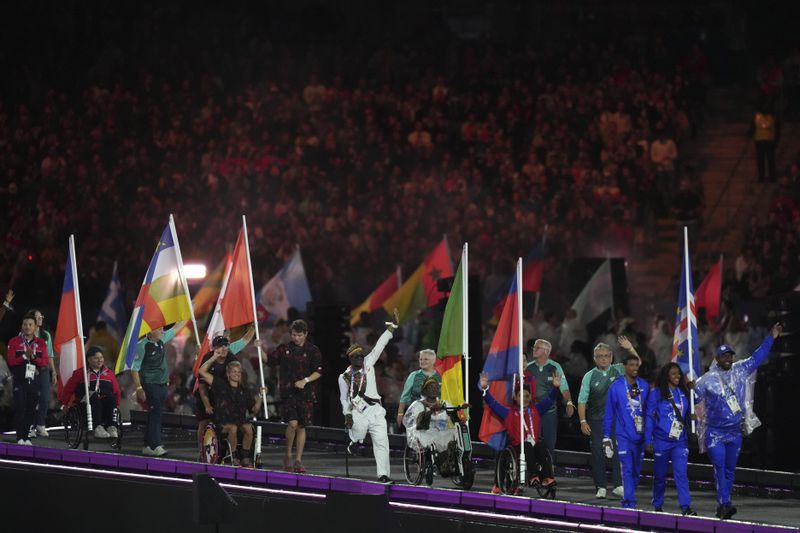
[595,488,607,499]
[94,426,110,439]
[17,439,32,446]
[142,446,157,456]
[106,426,119,438]
[28,427,37,439]
[153,445,168,457]
[25,440,33,446]
[612,485,624,498]
[36,425,49,437]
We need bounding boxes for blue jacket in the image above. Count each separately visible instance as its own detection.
[694,335,773,433]
[644,386,690,447]
[603,375,650,443]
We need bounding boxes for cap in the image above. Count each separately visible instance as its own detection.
[212,336,230,349]
[715,344,736,358]
[346,345,364,359]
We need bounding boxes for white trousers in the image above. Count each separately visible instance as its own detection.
[349,403,390,478]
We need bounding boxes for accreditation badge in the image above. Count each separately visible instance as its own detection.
[634,415,643,434]
[669,419,684,440]
[726,395,742,415]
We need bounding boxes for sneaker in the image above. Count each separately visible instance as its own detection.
[106,426,119,438]
[28,427,37,439]
[241,456,253,468]
[94,426,110,439]
[293,460,306,474]
[528,475,540,487]
[153,445,168,457]
[595,488,607,499]
[36,425,49,437]
[378,475,394,484]
[541,477,556,486]
[142,446,157,456]
[491,485,502,495]
[17,439,32,446]
[612,485,624,498]
[654,507,663,512]
[681,507,697,516]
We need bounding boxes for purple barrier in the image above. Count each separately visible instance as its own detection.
[0,442,6,456]
[207,464,237,480]
[494,495,530,513]
[268,471,299,488]
[118,455,149,471]
[390,485,431,502]
[424,488,461,505]
[147,458,180,474]
[297,475,331,491]
[723,524,761,533]
[60,449,92,465]
[33,447,62,461]
[639,510,677,530]
[236,468,268,484]
[89,453,119,468]
[676,515,716,532]
[460,492,496,509]
[176,462,207,476]
[529,499,567,518]
[565,502,603,522]
[330,477,386,495]
[5,443,35,459]
[602,507,639,526]
[752,526,799,533]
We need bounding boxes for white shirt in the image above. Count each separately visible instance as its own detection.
[338,329,393,414]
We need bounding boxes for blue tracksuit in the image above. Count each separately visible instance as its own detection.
[694,335,774,506]
[603,375,650,509]
[644,386,691,511]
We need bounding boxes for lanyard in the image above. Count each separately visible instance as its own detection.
[625,380,643,415]
[716,373,737,399]
[348,366,366,399]
[668,388,684,419]
[521,408,536,441]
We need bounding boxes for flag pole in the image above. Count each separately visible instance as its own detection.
[684,227,697,433]
[516,257,526,483]
[242,215,269,455]
[169,214,201,349]
[70,235,93,434]
[462,243,469,408]
[533,224,548,315]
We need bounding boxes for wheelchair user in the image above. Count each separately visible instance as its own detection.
[403,377,462,475]
[198,351,266,467]
[59,346,122,439]
[479,370,560,491]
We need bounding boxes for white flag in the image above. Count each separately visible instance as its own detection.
[570,260,613,329]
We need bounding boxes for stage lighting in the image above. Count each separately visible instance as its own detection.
[184,263,207,280]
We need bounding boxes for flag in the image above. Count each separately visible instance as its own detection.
[489,239,547,322]
[695,258,722,323]
[193,255,229,326]
[257,247,312,322]
[381,238,453,324]
[192,229,256,375]
[569,259,613,330]
[96,261,127,343]
[671,248,701,379]
[116,219,195,373]
[349,267,401,326]
[436,250,465,407]
[479,272,522,451]
[54,237,85,393]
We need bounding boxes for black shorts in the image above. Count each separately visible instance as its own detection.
[281,392,314,426]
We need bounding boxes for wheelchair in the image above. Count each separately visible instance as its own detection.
[494,444,556,498]
[63,401,123,451]
[403,405,475,489]
[200,421,262,468]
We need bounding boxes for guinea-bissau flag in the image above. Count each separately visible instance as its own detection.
[436,249,466,407]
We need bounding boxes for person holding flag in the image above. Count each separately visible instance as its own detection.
[60,346,121,439]
[338,309,399,483]
[693,322,782,520]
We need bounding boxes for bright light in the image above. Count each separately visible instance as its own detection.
[184,263,207,280]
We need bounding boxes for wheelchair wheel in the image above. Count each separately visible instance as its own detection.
[496,447,520,495]
[452,457,475,490]
[64,404,85,449]
[403,442,424,485]
[109,408,123,451]
[201,423,221,464]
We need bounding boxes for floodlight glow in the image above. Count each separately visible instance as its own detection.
[184,263,207,280]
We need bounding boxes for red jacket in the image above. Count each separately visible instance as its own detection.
[6,335,49,368]
[60,366,121,406]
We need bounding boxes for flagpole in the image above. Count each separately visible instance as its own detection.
[683,227,697,433]
[533,224,547,315]
[169,214,201,349]
[70,235,93,434]
[462,243,469,408]
[516,257,526,483]
[242,215,269,455]
[396,264,403,287]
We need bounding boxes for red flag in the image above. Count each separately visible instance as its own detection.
[191,229,256,375]
[695,258,722,323]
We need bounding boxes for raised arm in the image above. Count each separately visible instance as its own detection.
[198,351,223,386]
[618,335,641,362]
[740,323,781,375]
[479,372,509,419]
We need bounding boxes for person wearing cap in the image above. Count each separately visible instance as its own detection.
[693,322,782,520]
[130,320,187,457]
[268,319,323,473]
[577,337,637,500]
[338,310,399,483]
[60,346,122,439]
[479,370,560,494]
[603,351,650,509]
[397,348,441,428]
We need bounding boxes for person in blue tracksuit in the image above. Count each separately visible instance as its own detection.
[603,352,650,509]
[644,362,695,515]
[694,322,782,520]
